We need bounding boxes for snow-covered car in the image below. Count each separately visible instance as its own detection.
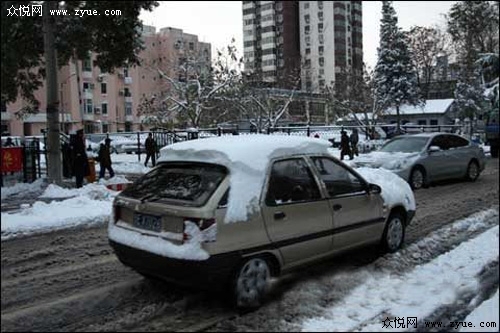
[351,132,487,190]
[108,135,416,309]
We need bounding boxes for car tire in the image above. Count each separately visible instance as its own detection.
[465,160,480,181]
[232,257,271,309]
[409,166,427,190]
[381,211,406,253]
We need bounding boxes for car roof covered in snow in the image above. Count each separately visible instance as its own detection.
[157,134,331,170]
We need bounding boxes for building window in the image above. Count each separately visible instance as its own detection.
[305,25,310,35]
[102,124,109,133]
[102,103,108,115]
[83,82,91,91]
[319,68,324,75]
[189,42,194,50]
[318,23,323,32]
[319,46,324,55]
[306,81,312,90]
[305,36,311,46]
[305,48,311,55]
[304,2,309,9]
[125,102,132,115]
[84,123,94,134]
[430,119,438,126]
[319,57,324,67]
[319,34,324,44]
[305,59,311,68]
[305,14,310,24]
[318,11,323,21]
[418,120,427,126]
[101,83,107,94]
[319,79,325,87]
[83,55,92,72]
[124,88,131,97]
[123,68,129,77]
[318,1,323,9]
[85,99,93,114]
[125,122,132,132]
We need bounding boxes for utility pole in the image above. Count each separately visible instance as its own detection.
[43,1,62,185]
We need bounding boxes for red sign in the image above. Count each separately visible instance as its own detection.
[1,147,23,173]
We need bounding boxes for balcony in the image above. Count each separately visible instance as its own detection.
[125,96,133,103]
[1,112,12,121]
[125,115,134,122]
[124,76,133,85]
[82,71,93,79]
[83,113,94,121]
[83,90,93,99]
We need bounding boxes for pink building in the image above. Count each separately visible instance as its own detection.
[1,25,211,137]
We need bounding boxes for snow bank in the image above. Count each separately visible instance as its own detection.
[461,289,499,332]
[1,178,46,199]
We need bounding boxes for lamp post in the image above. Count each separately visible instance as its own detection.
[60,72,76,133]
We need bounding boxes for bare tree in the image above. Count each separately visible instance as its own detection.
[407,25,450,99]
[137,39,243,128]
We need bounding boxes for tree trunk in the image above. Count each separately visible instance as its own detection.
[396,105,401,134]
[44,1,62,185]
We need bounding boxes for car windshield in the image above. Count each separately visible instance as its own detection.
[121,162,227,206]
[379,136,429,153]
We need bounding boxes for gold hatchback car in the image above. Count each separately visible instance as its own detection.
[108,135,416,308]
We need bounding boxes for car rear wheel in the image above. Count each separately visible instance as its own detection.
[233,257,271,309]
[465,160,480,181]
[381,212,406,253]
[409,166,427,190]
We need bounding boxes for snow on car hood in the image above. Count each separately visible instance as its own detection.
[351,151,420,170]
[356,167,416,212]
[157,135,331,223]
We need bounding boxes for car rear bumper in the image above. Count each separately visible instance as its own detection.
[109,240,240,289]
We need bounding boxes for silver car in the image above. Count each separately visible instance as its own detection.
[351,133,486,190]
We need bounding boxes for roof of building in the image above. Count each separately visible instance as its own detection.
[385,99,455,116]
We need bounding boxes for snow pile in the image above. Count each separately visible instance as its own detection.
[1,178,46,199]
[1,182,118,240]
[158,135,331,223]
[356,167,416,212]
[461,289,499,332]
[97,176,132,186]
[301,224,499,332]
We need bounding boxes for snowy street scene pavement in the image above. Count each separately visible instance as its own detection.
[1,154,498,332]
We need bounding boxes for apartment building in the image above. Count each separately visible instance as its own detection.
[242,1,301,88]
[242,1,363,93]
[300,1,363,92]
[2,26,211,137]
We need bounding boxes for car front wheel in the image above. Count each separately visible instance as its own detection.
[381,212,406,253]
[233,257,271,309]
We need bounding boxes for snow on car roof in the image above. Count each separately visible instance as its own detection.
[158,135,331,223]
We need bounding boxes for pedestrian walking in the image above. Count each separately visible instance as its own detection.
[340,130,353,161]
[4,137,15,147]
[144,133,157,167]
[98,138,115,179]
[70,129,89,188]
[350,128,359,157]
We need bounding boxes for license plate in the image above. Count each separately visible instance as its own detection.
[133,213,162,232]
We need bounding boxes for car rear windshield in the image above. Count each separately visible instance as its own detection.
[380,136,429,153]
[121,162,228,206]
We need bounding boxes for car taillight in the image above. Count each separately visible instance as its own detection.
[182,218,216,242]
[113,206,121,223]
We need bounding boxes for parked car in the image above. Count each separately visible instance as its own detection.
[108,135,416,308]
[351,132,486,190]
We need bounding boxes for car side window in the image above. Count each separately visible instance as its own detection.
[429,135,448,150]
[265,158,321,206]
[446,135,469,149]
[311,157,366,197]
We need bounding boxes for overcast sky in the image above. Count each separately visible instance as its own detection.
[139,1,456,70]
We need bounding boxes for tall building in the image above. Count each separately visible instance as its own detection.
[300,1,363,92]
[2,26,211,137]
[242,1,301,88]
[242,1,363,93]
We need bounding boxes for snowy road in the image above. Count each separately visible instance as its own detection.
[1,159,498,332]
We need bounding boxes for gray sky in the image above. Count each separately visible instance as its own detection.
[139,1,456,70]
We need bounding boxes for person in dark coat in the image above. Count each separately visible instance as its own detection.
[71,129,89,188]
[340,130,353,161]
[144,133,157,167]
[350,128,359,157]
[98,138,115,179]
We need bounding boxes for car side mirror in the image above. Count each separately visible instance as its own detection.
[428,146,440,153]
[368,183,381,194]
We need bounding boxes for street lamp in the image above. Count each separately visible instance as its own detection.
[60,72,77,134]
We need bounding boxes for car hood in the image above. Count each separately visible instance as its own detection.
[356,167,416,212]
[351,151,420,170]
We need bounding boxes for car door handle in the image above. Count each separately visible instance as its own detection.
[333,204,342,211]
[274,211,286,220]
